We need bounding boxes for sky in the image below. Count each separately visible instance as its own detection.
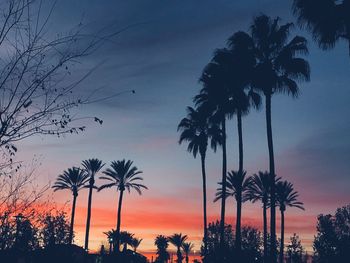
[12,0,350,255]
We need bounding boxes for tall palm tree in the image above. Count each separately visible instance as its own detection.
[155,235,170,263]
[293,0,350,55]
[249,15,310,261]
[99,159,147,252]
[276,181,304,263]
[82,158,105,251]
[177,106,221,254]
[52,167,89,244]
[131,237,142,252]
[182,242,194,263]
[195,59,232,250]
[214,170,251,251]
[247,171,278,261]
[168,233,188,263]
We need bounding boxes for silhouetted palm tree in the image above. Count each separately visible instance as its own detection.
[178,106,221,254]
[293,0,350,55]
[119,231,134,252]
[214,170,251,251]
[82,158,105,251]
[104,229,117,253]
[99,160,147,252]
[182,242,194,263]
[155,235,170,263]
[131,237,142,252]
[195,58,232,250]
[276,181,305,263]
[168,233,188,263]
[52,167,89,244]
[250,15,310,261]
[247,171,275,261]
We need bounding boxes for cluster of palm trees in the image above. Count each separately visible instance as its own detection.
[52,158,147,252]
[154,233,194,263]
[178,14,309,262]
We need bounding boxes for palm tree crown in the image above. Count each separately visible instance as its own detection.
[52,167,89,196]
[99,159,147,193]
[275,181,305,212]
[247,171,276,204]
[82,158,105,181]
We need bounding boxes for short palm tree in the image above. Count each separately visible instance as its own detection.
[155,235,170,263]
[214,170,251,251]
[52,167,89,244]
[293,0,350,55]
[168,233,188,263]
[182,242,194,263]
[82,158,105,251]
[99,159,147,252]
[275,181,305,263]
[178,106,221,254]
[247,171,275,260]
[104,229,117,253]
[131,237,142,252]
[249,15,310,260]
[119,231,134,252]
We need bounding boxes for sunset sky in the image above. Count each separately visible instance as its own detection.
[14,0,350,255]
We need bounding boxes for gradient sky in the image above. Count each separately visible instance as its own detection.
[13,0,350,254]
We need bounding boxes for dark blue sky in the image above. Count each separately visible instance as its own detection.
[17,0,350,251]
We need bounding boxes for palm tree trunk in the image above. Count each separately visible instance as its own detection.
[177,248,182,263]
[116,190,124,252]
[265,94,277,263]
[69,194,77,244]
[237,110,243,173]
[200,153,208,255]
[186,254,189,263]
[279,210,285,263]
[263,201,268,262]
[219,117,227,250]
[235,194,242,251]
[84,179,94,250]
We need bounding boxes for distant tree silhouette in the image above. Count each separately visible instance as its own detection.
[81,158,105,251]
[104,229,117,253]
[249,15,310,262]
[131,237,142,252]
[99,160,147,252]
[275,181,305,263]
[293,0,350,55]
[52,167,89,244]
[178,106,221,254]
[13,216,39,251]
[247,171,278,261]
[182,242,194,263]
[215,170,252,252]
[168,233,188,263]
[154,235,170,263]
[313,204,350,262]
[286,233,304,263]
[40,212,70,247]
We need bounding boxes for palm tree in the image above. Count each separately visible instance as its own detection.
[275,181,304,263]
[104,229,117,253]
[182,242,194,263]
[168,233,188,263]
[155,235,170,263]
[249,15,310,261]
[214,170,251,251]
[82,158,105,251]
[131,237,142,252]
[119,231,134,252]
[99,159,147,252]
[177,106,221,254]
[293,0,350,55]
[195,59,232,249]
[247,171,274,261]
[52,167,89,244]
